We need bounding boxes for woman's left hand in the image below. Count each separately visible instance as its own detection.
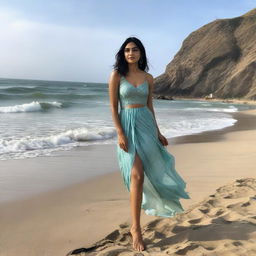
[158,133,168,146]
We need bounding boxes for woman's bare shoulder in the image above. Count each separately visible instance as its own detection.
[145,72,154,84]
[110,69,121,79]
[109,70,121,84]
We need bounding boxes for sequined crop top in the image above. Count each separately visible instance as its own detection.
[119,76,149,109]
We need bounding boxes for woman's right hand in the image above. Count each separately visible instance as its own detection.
[118,133,128,152]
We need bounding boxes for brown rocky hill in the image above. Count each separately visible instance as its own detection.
[153,8,256,100]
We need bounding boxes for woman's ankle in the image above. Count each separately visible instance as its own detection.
[130,225,141,231]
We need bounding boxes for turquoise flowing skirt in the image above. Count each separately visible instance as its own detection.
[116,106,190,217]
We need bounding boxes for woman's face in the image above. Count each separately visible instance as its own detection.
[124,42,141,64]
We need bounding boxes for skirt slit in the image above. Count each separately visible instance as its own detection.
[116,106,190,217]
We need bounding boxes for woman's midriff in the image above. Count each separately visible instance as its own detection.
[124,104,146,108]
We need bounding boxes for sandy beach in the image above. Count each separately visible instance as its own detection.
[0,108,256,256]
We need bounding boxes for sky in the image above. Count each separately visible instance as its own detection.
[0,0,255,83]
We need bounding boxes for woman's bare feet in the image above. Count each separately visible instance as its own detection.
[130,226,145,251]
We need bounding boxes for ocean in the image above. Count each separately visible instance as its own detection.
[1,77,256,161]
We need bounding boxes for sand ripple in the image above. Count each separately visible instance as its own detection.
[67,177,256,256]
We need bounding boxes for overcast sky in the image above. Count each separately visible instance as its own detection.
[0,0,255,82]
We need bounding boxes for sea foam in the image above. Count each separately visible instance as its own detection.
[185,106,238,113]
[0,101,62,113]
[0,126,116,160]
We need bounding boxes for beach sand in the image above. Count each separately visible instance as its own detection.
[0,109,256,256]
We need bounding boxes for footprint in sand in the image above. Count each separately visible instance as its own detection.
[175,243,199,255]
[211,216,233,224]
[173,242,216,255]
[198,206,210,214]
[232,241,243,246]
[188,217,202,224]
[241,201,251,207]
[223,194,234,199]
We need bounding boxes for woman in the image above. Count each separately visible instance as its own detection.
[108,37,190,251]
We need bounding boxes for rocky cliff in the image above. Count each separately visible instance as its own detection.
[153,8,256,100]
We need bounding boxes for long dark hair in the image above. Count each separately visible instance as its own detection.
[113,37,149,76]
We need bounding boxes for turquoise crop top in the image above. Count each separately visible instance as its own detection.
[119,76,149,109]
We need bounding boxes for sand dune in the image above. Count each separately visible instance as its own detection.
[67,178,256,256]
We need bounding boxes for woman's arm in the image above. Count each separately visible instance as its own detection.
[147,73,168,146]
[108,70,124,135]
[146,73,161,135]
[108,70,128,152]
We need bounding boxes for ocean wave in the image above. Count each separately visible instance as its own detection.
[2,87,40,93]
[0,92,102,100]
[27,93,101,100]
[185,106,238,113]
[1,86,86,93]
[160,116,237,138]
[0,126,116,158]
[0,85,37,90]
[0,101,63,113]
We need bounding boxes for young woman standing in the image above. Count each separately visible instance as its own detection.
[108,37,190,251]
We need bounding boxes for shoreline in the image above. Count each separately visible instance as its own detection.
[0,109,255,255]
[172,108,256,144]
[168,96,256,105]
[0,107,255,205]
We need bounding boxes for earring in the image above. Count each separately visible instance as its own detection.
[139,58,143,65]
